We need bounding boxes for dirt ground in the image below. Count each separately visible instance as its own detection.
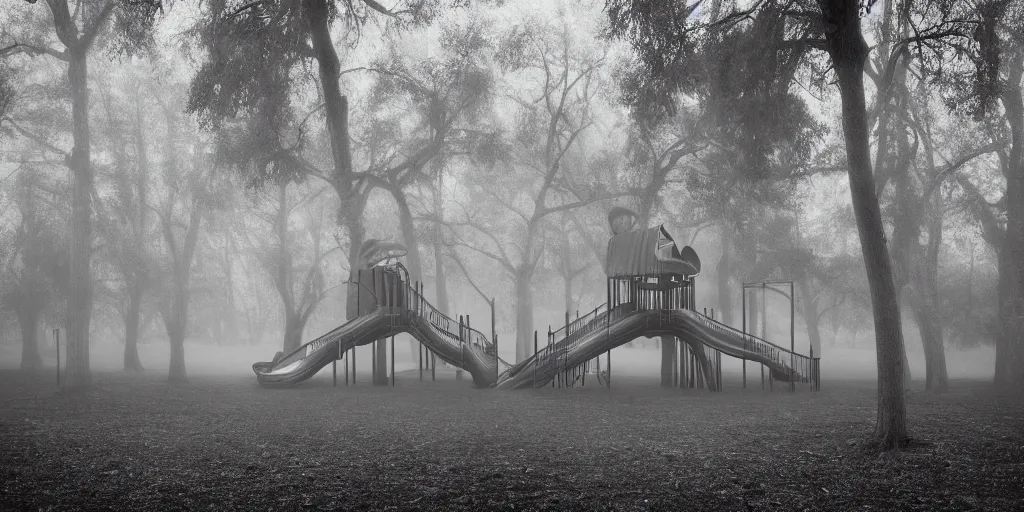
[0,369,1021,511]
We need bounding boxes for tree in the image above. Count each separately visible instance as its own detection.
[92,67,156,371]
[602,0,987,448]
[0,170,64,371]
[186,0,459,379]
[443,17,617,362]
[1,0,162,389]
[248,182,336,353]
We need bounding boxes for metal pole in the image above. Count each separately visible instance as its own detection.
[492,298,498,385]
[431,352,436,381]
[790,281,796,392]
[534,330,538,387]
[742,285,747,389]
[54,328,60,388]
[391,335,395,387]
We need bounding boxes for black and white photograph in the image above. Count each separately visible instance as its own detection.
[0,0,1022,510]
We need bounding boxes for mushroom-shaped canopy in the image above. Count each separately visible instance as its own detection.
[359,239,408,268]
[608,206,639,235]
[679,245,702,274]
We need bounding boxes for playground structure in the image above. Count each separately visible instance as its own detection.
[253,208,821,391]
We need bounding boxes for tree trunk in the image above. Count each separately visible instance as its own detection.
[393,188,422,282]
[799,278,822,357]
[18,309,42,371]
[167,289,188,383]
[919,205,948,391]
[433,223,449,313]
[998,52,1024,388]
[283,312,304,354]
[124,280,144,371]
[716,225,733,326]
[912,301,947,392]
[125,90,148,371]
[821,0,908,448]
[514,266,534,362]
[64,47,93,390]
[305,0,351,182]
[994,249,1012,384]
[394,186,424,362]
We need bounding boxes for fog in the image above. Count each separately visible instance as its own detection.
[2,0,1023,508]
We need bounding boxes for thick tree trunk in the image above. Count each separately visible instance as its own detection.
[514,266,534,362]
[919,208,948,391]
[394,186,424,362]
[394,189,422,282]
[994,250,1012,384]
[912,302,947,392]
[64,48,93,389]
[167,289,188,383]
[998,53,1024,387]
[283,312,304,354]
[124,281,144,371]
[821,0,908,448]
[18,309,42,371]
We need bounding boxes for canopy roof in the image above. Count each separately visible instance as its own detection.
[605,225,701,278]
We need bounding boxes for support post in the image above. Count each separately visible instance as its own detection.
[607,348,611,389]
[742,285,747,389]
[492,297,498,385]
[790,281,796,393]
[54,328,60,388]
[391,335,395,387]
[533,330,538,388]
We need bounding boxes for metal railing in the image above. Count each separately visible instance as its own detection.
[687,310,819,388]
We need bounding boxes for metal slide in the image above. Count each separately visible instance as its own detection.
[253,305,500,388]
[495,305,813,390]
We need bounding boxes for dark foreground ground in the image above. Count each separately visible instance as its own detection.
[0,370,1021,511]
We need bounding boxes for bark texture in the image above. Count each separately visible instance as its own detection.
[820,0,908,448]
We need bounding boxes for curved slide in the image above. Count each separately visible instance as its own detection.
[253,308,498,388]
[496,307,809,390]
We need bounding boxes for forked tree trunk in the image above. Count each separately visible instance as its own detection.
[821,0,908,448]
[18,309,42,371]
